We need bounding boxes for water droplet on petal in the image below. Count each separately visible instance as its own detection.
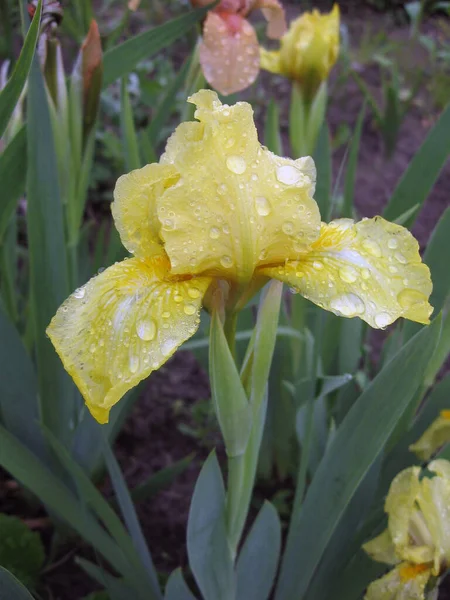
[136,318,156,341]
[282,221,294,235]
[362,239,382,258]
[361,268,371,280]
[73,287,85,299]
[276,165,301,185]
[339,265,358,283]
[375,312,391,328]
[394,252,407,264]
[129,355,139,373]
[184,303,196,316]
[388,266,398,274]
[161,338,177,357]
[313,260,324,270]
[397,288,427,309]
[220,255,233,268]
[174,294,183,303]
[162,311,171,319]
[209,227,220,239]
[188,287,201,299]
[388,238,398,249]
[255,196,271,216]
[226,156,247,174]
[330,294,365,317]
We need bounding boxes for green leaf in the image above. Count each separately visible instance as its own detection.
[0,126,27,241]
[130,454,194,504]
[165,569,198,600]
[342,103,365,218]
[0,567,35,600]
[0,0,42,138]
[0,304,44,459]
[146,54,192,146]
[264,100,282,155]
[275,316,441,600]
[102,437,162,600]
[77,558,136,600]
[236,502,281,600]
[120,77,141,171]
[26,53,72,442]
[383,102,450,226]
[187,451,234,600]
[102,5,212,88]
[313,122,332,221]
[209,311,252,457]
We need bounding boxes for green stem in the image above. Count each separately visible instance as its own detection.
[224,312,237,361]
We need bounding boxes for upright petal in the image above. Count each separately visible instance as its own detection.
[47,257,212,423]
[418,460,450,571]
[112,163,180,259]
[364,563,432,600]
[199,12,260,95]
[260,217,432,329]
[159,90,320,283]
[410,412,450,462]
[255,0,287,38]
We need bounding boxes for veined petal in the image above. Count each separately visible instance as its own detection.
[363,529,400,566]
[47,257,212,424]
[364,563,432,600]
[410,412,450,462]
[259,217,432,329]
[112,163,180,259]
[159,90,320,283]
[199,12,260,95]
[418,460,450,571]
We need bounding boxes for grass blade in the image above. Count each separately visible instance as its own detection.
[342,103,365,218]
[0,0,41,138]
[0,126,26,241]
[0,567,35,599]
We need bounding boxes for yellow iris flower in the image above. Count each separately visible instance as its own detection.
[260,4,340,95]
[47,90,432,424]
[363,460,450,599]
[410,411,450,462]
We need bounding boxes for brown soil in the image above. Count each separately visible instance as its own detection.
[1,2,449,599]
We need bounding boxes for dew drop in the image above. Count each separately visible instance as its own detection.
[255,196,271,216]
[89,343,96,354]
[362,239,382,258]
[136,318,156,341]
[184,303,196,316]
[220,255,233,268]
[174,294,183,303]
[73,287,85,299]
[397,288,427,309]
[129,355,139,374]
[394,252,407,264]
[188,287,201,299]
[295,271,304,278]
[276,165,301,185]
[388,266,398,274]
[361,268,371,280]
[209,227,220,239]
[282,221,294,235]
[339,265,358,283]
[375,312,391,328]
[330,294,365,317]
[226,156,247,174]
[388,238,398,249]
[162,311,171,319]
[225,137,235,149]
[161,338,177,357]
[313,260,324,270]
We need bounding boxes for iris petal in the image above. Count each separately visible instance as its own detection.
[364,563,431,600]
[47,256,212,423]
[158,90,320,283]
[260,217,432,329]
[410,413,450,462]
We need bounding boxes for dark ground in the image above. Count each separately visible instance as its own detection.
[1,1,450,599]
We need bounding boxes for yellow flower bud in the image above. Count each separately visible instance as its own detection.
[261,4,340,96]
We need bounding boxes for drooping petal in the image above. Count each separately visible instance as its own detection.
[112,163,180,259]
[159,89,320,283]
[199,12,260,95]
[364,563,432,600]
[255,0,287,38]
[410,412,450,462]
[363,529,400,566]
[259,217,432,329]
[418,460,450,571]
[47,256,212,424]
